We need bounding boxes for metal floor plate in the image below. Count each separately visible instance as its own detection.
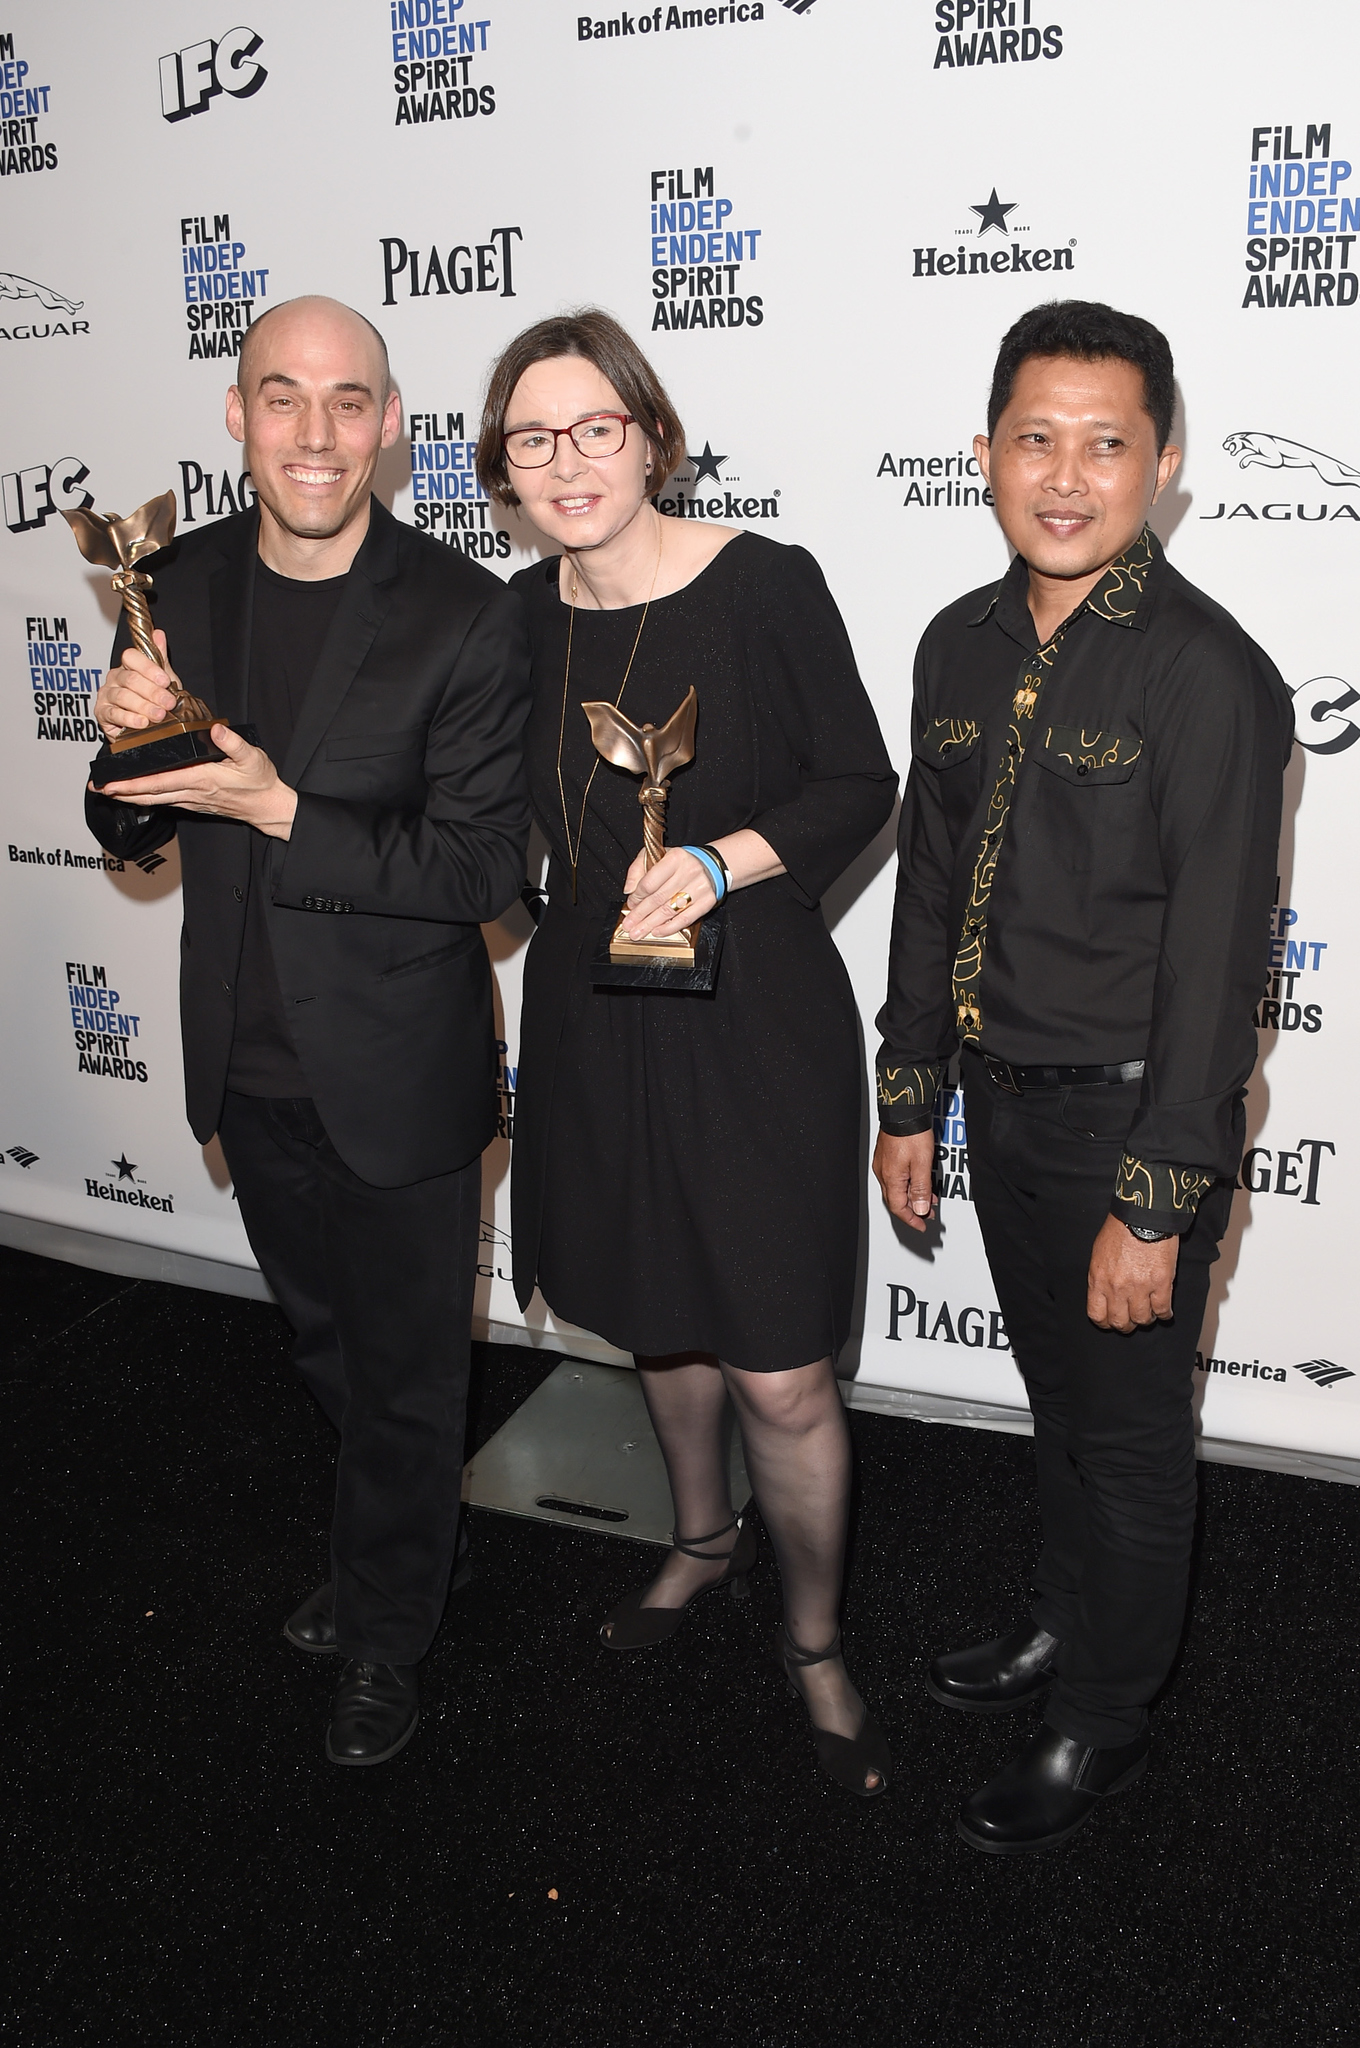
[463,1358,751,1546]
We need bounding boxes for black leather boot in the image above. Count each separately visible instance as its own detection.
[927,1619,1059,1712]
[957,1722,1150,1853]
[284,1544,473,1654]
[325,1661,420,1765]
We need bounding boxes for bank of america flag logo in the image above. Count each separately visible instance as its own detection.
[1290,1358,1354,1389]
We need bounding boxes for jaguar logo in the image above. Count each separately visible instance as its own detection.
[1223,433,1360,487]
[0,272,83,314]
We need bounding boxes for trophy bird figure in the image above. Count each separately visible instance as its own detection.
[581,685,697,870]
[64,491,215,739]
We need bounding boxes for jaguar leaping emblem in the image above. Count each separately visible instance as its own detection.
[1223,432,1360,487]
[0,271,83,313]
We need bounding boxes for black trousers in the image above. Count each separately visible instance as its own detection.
[962,1049,1232,1748]
[218,1092,480,1666]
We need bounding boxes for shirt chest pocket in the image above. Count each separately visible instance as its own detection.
[916,717,983,771]
[1031,724,1143,786]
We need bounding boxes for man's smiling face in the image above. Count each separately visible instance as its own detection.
[226,299,401,545]
[975,354,1180,586]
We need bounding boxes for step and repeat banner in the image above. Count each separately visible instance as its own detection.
[2,2,1356,1462]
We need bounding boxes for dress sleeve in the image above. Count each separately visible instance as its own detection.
[873,632,957,1134]
[745,544,897,905]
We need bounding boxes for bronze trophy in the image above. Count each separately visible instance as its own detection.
[64,490,231,786]
[582,685,725,992]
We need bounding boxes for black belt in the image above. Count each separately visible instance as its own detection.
[974,1052,1144,1096]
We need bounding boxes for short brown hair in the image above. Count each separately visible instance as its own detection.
[476,309,685,508]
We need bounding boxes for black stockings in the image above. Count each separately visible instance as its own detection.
[633,1352,873,1767]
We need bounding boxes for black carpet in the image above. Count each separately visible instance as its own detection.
[3,1242,1356,2048]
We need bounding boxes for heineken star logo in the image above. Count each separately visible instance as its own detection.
[970,188,1017,236]
[687,440,727,484]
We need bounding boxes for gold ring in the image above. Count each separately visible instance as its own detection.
[669,891,693,912]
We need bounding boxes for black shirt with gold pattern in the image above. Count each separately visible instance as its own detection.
[875,528,1294,1235]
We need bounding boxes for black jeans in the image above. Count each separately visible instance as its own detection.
[962,1049,1231,1748]
[218,1092,480,1666]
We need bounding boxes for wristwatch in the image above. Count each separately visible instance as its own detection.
[1126,1222,1174,1243]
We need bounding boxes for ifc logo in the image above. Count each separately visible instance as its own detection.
[159,27,267,122]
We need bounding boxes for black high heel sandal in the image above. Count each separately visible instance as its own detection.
[782,1628,893,1799]
[600,1512,758,1650]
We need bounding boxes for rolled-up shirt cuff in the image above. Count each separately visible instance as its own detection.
[876,1055,945,1136]
[1111,1154,1216,1237]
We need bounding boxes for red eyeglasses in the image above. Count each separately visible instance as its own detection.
[503,413,638,469]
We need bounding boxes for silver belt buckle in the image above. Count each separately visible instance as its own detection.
[985,1055,1022,1095]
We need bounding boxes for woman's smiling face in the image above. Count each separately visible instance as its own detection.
[502,355,654,556]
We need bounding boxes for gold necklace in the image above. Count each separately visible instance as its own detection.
[556,521,664,903]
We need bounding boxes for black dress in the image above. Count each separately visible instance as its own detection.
[509,533,896,1372]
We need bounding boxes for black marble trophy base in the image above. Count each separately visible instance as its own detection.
[89,723,259,788]
[590,900,727,993]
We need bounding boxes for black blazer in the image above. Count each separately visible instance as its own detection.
[86,499,531,1186]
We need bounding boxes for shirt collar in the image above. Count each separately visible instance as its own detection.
[969,525,1161,639]
[1085,525,1159,628]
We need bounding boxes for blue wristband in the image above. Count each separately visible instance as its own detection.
[681,844,727,902]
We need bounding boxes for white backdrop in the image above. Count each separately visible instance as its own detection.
[2,1,1357,1463]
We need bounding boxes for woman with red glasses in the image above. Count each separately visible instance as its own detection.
[476,310,897,1798]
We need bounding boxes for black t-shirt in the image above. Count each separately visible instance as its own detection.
[225,558,349,1097]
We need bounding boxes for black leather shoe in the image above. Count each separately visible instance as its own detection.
[957,1722,1150,1854]
[325,1660,419,1766]
[284,1548,473,1655]
[927,1619,1059,1712]
[284,1581,339,1654]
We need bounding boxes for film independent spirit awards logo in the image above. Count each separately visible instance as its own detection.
[928,2,1064,71]
[179,210,272,362]
[407,404,510,558]
[1256,894,1329,1039]
[1241,121,1359,311]
[649,164,764,330]
[390,0,497,127]
[0,26,59,178]
[12,608,170,793]
[66,961,151,1086]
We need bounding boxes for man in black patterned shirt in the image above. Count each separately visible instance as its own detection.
[873,302,1292,1854]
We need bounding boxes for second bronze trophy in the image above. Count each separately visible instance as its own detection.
[584,682,724,990]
